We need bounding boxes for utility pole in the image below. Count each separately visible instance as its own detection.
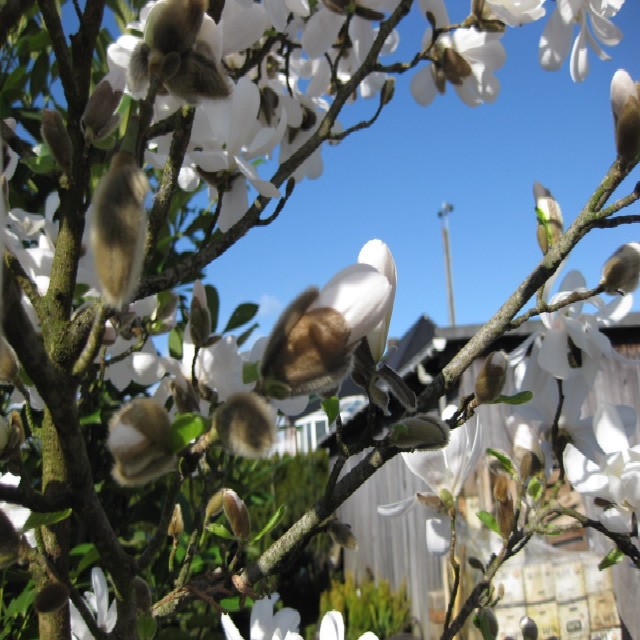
[437,202,456,326]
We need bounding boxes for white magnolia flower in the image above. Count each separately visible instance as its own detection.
[69,567,117,640]
[378,414,485,554]
[481,0,546,26]
[320,610,379,640]
[410,27,505,108]
[509,268,632,387]
[221,593,301,640]
[539,0,624,82]
[357,239,397,361]
[564,404,640,532]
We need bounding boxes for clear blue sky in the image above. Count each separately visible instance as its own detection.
[202,1,640,344]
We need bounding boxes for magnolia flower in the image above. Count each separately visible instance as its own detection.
[357,239,397,362]
[221,593,301,640]
[378,414,485,554]
[0,473,35,547]
[319,610,379,640]
[564,404,640,532]
[479,0,545,26]
[261,261,394,396]
[509,268,632,386]
[69,568,117,640]
[539,0,624,83]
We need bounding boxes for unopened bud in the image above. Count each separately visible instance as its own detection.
[82,78,123,144]
[533,181,563,255]
[34,582,70,614]
[222,488,251,540]
[0,509,21,568]
[144,0,207,55]
[132,576,153,612]
[475,351,508,404]
[261,288,352,396]
[205,489,225,521]
[327,519,358,550]
[391,415,449,450]
[442,48,472,86]
[213,392,276,458]
[163,46,230,102]
[107,398,176,486]
[493,475,514,539]
[380,78,395,106]
[171,374,200,414]
[128,42,151,95]
[610,69,640,166]
[91,151,149,308]
[513,424,544,479]
[475,607,498,639]
[0,336,19,384]
[41,110,72,174]
[600,243,640,295]
[168,503,184,539]
[188,282,211,348]
[520,616,538,640]
[4,411,25,457]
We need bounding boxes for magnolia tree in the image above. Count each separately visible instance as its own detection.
[0,0,639,638]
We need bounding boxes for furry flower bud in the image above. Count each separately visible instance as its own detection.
[205,489,225,521]
[188,280,211,348]
[327,519,358,550]
[91,151,149,308]
[222,489,251,540]
[40,109,72,174]
[0,335,18,385]
[213,392,276,458]
[261,263,393,395]
[533,181,563,255]
[391,415,450,450]
[168,503,184,539]
[0,509,21,568]
[82,78,123,145]
[600,243,640,295]
[144,0,207,55]
[107,398,176,486]
[493,474,514,539]
[474,351,508,404]
[610,69,640,166]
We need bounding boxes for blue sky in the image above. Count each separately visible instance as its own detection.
[201,1,640,344]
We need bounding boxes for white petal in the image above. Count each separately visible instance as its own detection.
[319,611,344,640]
[594,404,631,455]
[563,444,609,495]
[410,65,438,107]
[91,568,109,630]
[569,21,589,82]
[301,9,344,59]
[539,8,573,71]
[377,495,418,517]
[425,516,451,555]
[221,1,269,55]
[537,329,572,379]
[222,613,246,640]
[218,176,249,233]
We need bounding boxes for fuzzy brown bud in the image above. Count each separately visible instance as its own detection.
[132,576,153,612]
[475,351,508,404]
[442,48,473,86]
[610,69,640,166]
[493,475,514,539]
[327,520,358,550]
[91,151,149,308]
[189,296,211,349]
[107,398,176,486]
[213,392,276,458]
[261,288,352,396]
[222,488,251,540]
[40,109,72,174]
[205,489,225,521]
[520,616,538,640]
[171,375,201,414]
[600,243,640,295]
[168,503,184,539]
[145,0,207,55]
[82,79,123,144]
[34,582,70,614]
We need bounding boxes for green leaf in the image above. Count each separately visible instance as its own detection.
[251,504,287,543]
[79,410,102,426]
[476,511,500,536]
[30,52,50,98]
[486,448,517,478]
[220,596,254,612]
[321,396,340,424]
[208,523,234,539]
[170,413,208,452]
[169,326,184,360]
[205,285,219,333]
[24,153,56,175]
[242,360,260,384]
[23,509,72,532]
[224,303,258,332]
[93,133,116,150]
[598,547,624,570]
[237,322,258,347]
[527,477,544,502]
[492,391,533,405]
[137,614,157,640]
